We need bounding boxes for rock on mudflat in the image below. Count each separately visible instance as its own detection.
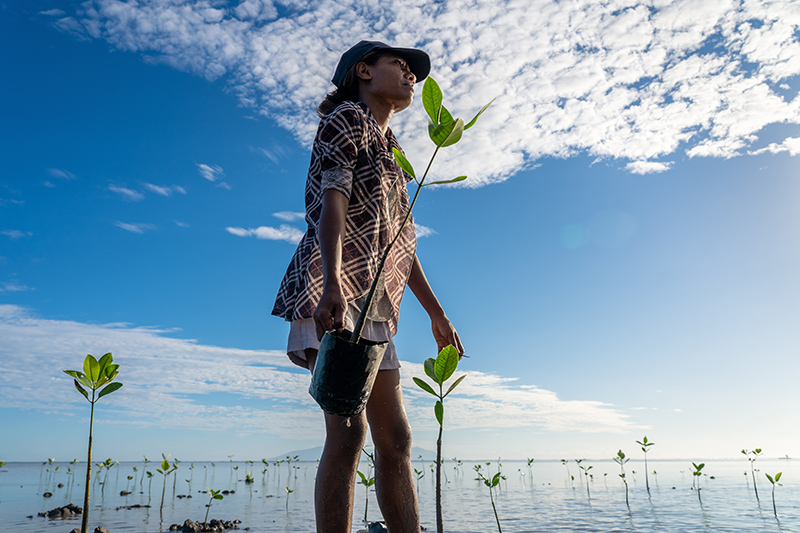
[38,503,82,518]
[168,518,241,532]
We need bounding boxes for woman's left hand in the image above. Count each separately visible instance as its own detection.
[431,313,465,357]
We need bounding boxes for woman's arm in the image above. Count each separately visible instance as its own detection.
[313,189,350,340]
[407,254,465,355]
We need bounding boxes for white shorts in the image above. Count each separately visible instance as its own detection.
[286,312,400,372]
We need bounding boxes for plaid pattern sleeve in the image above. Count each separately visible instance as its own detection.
[272,101,416,336]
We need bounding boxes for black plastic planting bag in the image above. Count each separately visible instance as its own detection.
[309,329,387,417]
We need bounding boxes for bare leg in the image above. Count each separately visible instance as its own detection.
[307,349,368,533]
[366,369,420,533]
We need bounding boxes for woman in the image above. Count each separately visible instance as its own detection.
[273,40,464,533]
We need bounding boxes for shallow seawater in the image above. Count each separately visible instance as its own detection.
[1,459,797,532]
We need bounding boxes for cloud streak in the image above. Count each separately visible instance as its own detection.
[226,225,304,244]
[115,221,156,234]
[0,304,634,438]
[47,0,800,185]
[108,184,145,201]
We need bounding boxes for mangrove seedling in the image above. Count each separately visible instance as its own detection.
[157,455,178,514]
[578,462,593,498]
[357,470,376,522]
[413,468,424,498]
[561,459,573,488]
[742,448,763,501]
[614,450,630,509]
[765,472,783,517]
[63,352,123,533]
[204,488,223,525]
[285,486,293,510]
[635,436,655,494]
[474,464,504,533]
[413,344,466,533]
[349,76,493,345]
[146,471,154,503]
[690,462,705,502]
[244,472,254,484]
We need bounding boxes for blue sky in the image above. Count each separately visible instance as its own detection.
[1,0,799,463]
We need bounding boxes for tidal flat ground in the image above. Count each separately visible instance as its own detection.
[0,458,797,532]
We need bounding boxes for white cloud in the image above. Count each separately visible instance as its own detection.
[143,183,173,196]
[197,163,224,182]
[0,281,33,293]
[115,221,156,234]
[749,136,800,156]
[174,220,190,228]
[53,1,800,184]
[46,168,76,180]
[226,225,304,244]
[1,230,33,239]
[272,211,305,222]
[0,305,634,437]
[173,185,187,194]
[414,223,436,238]
[625,160,673,174]
[108,184,144,201]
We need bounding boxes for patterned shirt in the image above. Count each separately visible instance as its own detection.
[272,101,417,335]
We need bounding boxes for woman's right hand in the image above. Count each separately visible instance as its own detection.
[313,284,347,341]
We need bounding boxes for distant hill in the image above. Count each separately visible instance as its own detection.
[270,446,436,463]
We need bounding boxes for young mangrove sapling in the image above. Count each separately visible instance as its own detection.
[690,462,705,502]
[742,448,762,501]
[635,436,654,494]
[350,76,493,344]
[765,472,782,517]
[63,352,123,533]
[413,344,467,533]
[204,488,223,525]
[614,450,630,509]
[474,464,504,533]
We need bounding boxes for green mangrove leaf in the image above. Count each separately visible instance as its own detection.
[775,472,782,482]
[424,358,437,384]
[440,118,465,147]
[105,363,120,379]
[439,105,454,125]
[357,470,367,484]
[76,374,94,390]
[444,374,467,398]
[464,98,495,130]
[434,400,444,427]
[429,120,455,147]
[97,381,123,400]
[98,352,113,374]
[434,345,459,383]
[83,354,100,382]
[766,473,775,483]
[73,379,89,401]
[63,370,83,379]
[392,147,416,180]
[422,77,443,124]
[492,472,501,487]
[424,176,467,187]
[413,377,438,397]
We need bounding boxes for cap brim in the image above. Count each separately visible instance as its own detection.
[385,47,430,84]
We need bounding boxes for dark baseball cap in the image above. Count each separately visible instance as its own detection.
[331,40,430,88]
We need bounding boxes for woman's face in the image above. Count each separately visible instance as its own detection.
[357,54,417,111]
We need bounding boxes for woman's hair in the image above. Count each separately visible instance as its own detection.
[317,51,384,117]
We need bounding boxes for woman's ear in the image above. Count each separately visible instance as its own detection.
[355,61,372,81]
